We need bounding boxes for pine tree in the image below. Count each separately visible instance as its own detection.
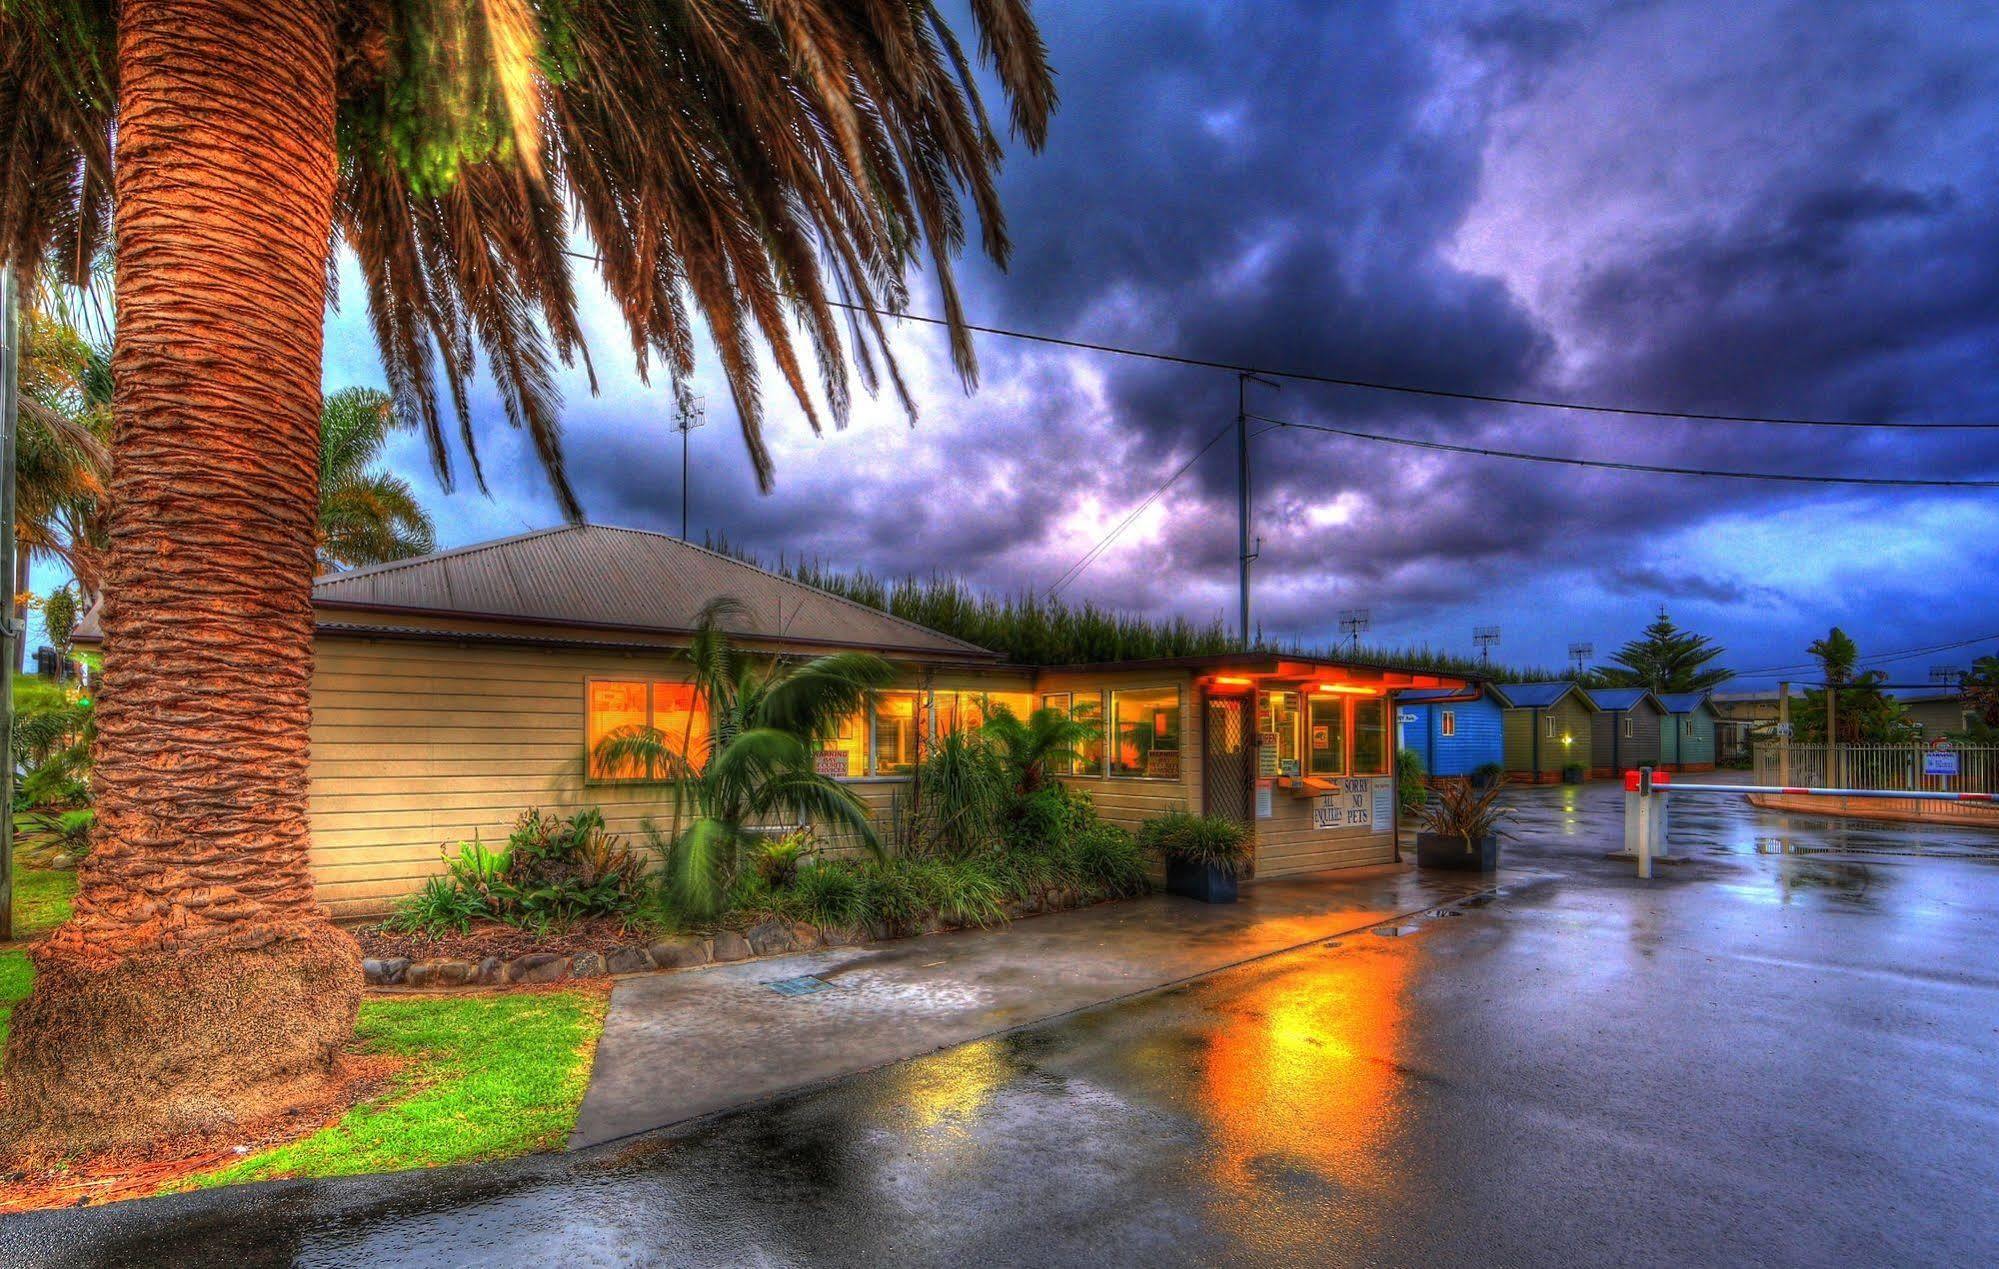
[1593,611,1733,692]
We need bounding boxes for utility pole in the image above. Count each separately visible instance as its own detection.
[672,392,705,540]
[1,265,18,942]
[1778,680,1791,786]
[1236,372,1279,647]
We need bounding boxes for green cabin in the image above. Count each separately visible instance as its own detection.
[1657,692,1717,770]
[1501,682,1600,782]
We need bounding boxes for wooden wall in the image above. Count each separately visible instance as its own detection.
[308,633,1031,920]
[1253,780,1397,878]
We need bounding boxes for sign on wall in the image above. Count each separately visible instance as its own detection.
[1312,777,1386,831]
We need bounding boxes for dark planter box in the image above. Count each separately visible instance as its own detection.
[1416,832,1500,872]
[1166,858,1239,903]
[1470,771,1500,791]
[1562,767,1585,784]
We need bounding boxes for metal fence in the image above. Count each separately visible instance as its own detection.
[1751,743,1999,794]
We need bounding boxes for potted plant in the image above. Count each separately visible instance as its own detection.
[1470,761,1504,791]
[1561,762,1585,785]
[1140,811,1250,903]
[1415,777,1510,872]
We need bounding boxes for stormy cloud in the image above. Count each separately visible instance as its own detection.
[315,0,1999,685]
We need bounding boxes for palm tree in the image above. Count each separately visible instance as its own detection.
[13,304,112,661]
[0,1,1052,1155]
[594,604,895,917]
[980,703,1093,795]
[318,386,435,570]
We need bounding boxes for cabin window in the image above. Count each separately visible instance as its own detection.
[1307,696,1346,776]
[1682,717,1697,738]
[1439,710,1457,738]
[1109,686,1181,779]
[872,691,923,775]
[1267,690,1303,777]
[586,678,710,780]
[1622,713,1635,738]
[1353,696,1389,774]
[1545,712,1560,739]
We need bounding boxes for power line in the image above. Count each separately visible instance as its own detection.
[1048,420,1234,597]
[558,247,1999,430]
[1733,631,1999,678]
[1251,415,1999,488]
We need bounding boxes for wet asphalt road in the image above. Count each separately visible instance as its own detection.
[8,783,1999,1267]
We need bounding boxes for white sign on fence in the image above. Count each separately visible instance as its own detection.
[1924,750,1960,777]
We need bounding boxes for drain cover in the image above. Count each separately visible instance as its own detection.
[766,975,833,997]
[1372,924,1420,938]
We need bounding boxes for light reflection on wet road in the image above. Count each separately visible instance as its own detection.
[8,783,1999,1267]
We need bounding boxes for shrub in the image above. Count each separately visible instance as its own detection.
[389,806,651,936]
[1138,811,1252,875]
[788,860,869,930]
[1064,822,1148,897]
[914,731,1010,857]
[906,857,1009,928]
[1419,777,1512,847]
[1471,761,1505,788]
[1396,748,1427,815]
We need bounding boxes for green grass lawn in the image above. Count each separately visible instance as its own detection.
[12,867,77,939]
[0,946,30,1050]
[184,986,609,1190]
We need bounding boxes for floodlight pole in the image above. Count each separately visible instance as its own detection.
[0,265,18,942]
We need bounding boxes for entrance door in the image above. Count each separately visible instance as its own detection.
[1204,693,1252,825]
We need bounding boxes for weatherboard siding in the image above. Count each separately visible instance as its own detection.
[1398,699,1505,777]
[1590,703,1663,774]
[308,634,1033,919]
[1253,784,1396,877]
[1503,696,1595,777]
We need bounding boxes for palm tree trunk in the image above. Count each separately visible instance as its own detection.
[2,0,360,1158]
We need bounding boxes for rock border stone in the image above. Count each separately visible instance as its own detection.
[361,887,1109,990]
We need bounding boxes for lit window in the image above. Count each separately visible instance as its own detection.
[1267,690,1303,777]
[587,679,710,781]
[872,691,923,775]
[1439,710,1457,738]
[1353,696,1389,774]
[1683,717,1696,738]
[1040,691,1104,775]
[1545,713,1560,739]
[934,690,1033,737]
[1308,696,1345,776]
[1109,686,1181,779]
[818,707,869,779]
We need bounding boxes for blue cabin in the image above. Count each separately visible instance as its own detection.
[1395,685,1510,778]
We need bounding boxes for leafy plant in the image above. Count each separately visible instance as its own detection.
[1063,822,1149,897]
[914,730,1010,858]
[787,860,869,931]
[390,806,651,936]
[754,830,814,889]
[1420,777,1513,848]
[1138,811,1252,876]
[610,602,894,918]
[980,703,1095,795]
[1471,761,1505,788]
[16,808,94,860]
[1396,748,1427,814]
[11,676,94,811]
[388,876,486,935]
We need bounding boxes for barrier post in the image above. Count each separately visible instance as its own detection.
[1623,769,1643,860]
[1649,768,1672,859]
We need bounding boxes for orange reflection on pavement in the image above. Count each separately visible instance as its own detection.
[1198,942,1413,1246]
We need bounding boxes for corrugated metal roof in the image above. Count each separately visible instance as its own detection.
[311,525,995,659]
[1503,681,1596,710]
[1590,688,1661,712]
[1656,691,1713,714]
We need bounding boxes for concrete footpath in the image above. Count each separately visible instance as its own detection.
[570,862,1492,1148]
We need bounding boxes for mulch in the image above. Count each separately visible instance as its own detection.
[0,1052,404,1214]
[350,916,655,963]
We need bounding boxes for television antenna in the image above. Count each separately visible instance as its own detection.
[671,391,706,540]
[1339,608,1371,654]
[1930,664,1967,687]
[1473,625,1501,666]
[1569,642,1594,674]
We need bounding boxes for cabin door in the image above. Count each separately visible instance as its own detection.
[1203,693,1252,825]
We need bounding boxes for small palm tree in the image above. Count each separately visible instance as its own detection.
[980,703,1094,795]
[318,387,436,570]
[594,603,894,917]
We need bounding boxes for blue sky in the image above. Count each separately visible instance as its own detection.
[279,1,1999,688]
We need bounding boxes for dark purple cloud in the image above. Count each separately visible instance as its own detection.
[317,0,1999,686]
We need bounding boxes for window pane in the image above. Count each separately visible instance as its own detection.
[873,691,922,775]
[1068,691,1105,774]
[818,708,868,779]
[1267,691,1303,777]
[1440,710,1456,737]
[588,680,650,780]
[1110,687,1180,779]
[1040,693,1074,774]
[1308,696,1346,776]
[651,682,711,772]
[1354,696,1388,774]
